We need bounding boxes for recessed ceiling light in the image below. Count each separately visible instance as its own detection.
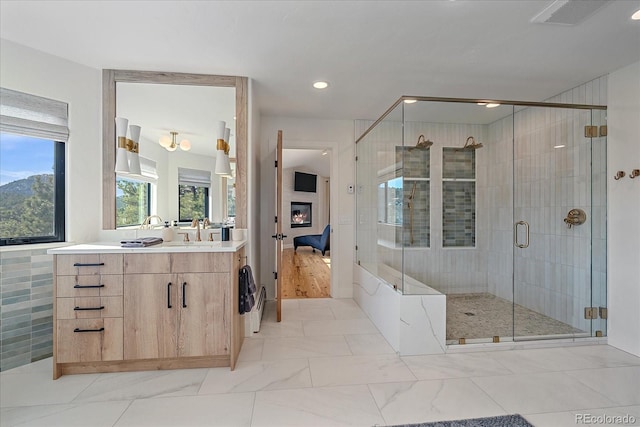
[313,81,329,89]
[486,103,501,108]
[404,99,417,104]
[554,144,566,149]
[322,149,328,156]
[477,102,487,106]
[632,9,640,20]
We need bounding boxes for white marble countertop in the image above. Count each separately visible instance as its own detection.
[47,240,246,254]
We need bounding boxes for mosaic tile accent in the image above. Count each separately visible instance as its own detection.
[443,148,476,247]
[0,248,53,371]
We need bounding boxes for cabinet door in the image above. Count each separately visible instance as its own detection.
[124,274,177,360]
[177,273,229,357]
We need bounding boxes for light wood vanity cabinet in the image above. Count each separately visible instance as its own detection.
[54,255,124,367]
[53,248,245,379]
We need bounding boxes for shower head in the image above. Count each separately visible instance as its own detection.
[461,136,483,150]
[410,134,433,150]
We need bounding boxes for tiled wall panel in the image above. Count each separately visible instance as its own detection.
[0,248,53,371]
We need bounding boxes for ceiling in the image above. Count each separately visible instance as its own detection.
[282,149,331,178]
[1,0,639,125]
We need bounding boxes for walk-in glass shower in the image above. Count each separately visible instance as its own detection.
[355,96,607,345]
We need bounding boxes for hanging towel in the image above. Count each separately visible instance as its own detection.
[239,264,256,314]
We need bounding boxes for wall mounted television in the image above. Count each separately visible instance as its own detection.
[294,171,317,193]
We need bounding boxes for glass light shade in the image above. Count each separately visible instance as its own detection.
[115,147,130,173]
[166,144,177,152]
[115,117,128,137]
[128,151,141,175]
[129,125,141,142]
[224,127,231,143]
[179,139,191,151]
[159,135,172,147]
[215,150,231,175]
[215,121,226,140]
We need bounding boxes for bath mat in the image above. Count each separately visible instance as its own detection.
[387,414,534,427]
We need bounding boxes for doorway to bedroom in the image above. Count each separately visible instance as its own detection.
[281,148,331,299]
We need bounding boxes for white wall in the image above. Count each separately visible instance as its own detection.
[259,117,355,299]
[247,78,261,287]
[0,39,102,243]
[607,61,640,357]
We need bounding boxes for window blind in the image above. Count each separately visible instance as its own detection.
[0,87,69,142]
[178,167,211,188]
[116,156,158,184]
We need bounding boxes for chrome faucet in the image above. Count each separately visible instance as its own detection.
[191,219,202,242]
[140,215,163,229]
[203,218,210,229]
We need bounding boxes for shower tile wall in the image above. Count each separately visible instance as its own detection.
[397,146,430,247]
[487,75,608,332]
[442,148,476,247]
[0,248,53,371]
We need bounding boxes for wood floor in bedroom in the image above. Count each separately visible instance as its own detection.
[282,247,331,298]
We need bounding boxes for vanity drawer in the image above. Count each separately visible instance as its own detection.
[56,318,123,363]
[124,253,171,274]
[56,274,123,297]
[171,252,232,273]
[57,296,123,319]
[56,254,123,276]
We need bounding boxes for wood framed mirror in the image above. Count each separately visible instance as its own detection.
[102,70,247,230]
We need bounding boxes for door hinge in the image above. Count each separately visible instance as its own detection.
[273,271,277,279]
[355,245,358,251]
[599,307,608,319]
[274,216,277,223]
[599,125,607,137]
[584,126,598,138]
[584,307,598,319]
[355,156,358,161]
[274,160,278,167]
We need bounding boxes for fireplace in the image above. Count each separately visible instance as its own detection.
[291,202,312,228]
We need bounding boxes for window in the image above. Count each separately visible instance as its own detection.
[116,156,157,228]
[0,88,68,246]
[377,177,403,225]
[116,177,150,227]
[178,168,211,222]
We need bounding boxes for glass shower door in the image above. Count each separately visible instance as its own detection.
[512,106,594,340]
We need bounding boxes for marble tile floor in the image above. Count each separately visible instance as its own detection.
[1,298,639,427]
[446,293,585,342]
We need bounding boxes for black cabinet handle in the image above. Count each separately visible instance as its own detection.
[73,262,105,267]
[167,282,172,308]
[73,284,105,289]
[74,306,105,311]
[73,327,105,333]
[182,282,187,308]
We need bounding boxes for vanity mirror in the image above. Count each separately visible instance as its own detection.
[102,70,247,230]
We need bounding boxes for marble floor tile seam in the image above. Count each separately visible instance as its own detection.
[468,371,619,415]
[110,400,136,427]
[364,383,393,427]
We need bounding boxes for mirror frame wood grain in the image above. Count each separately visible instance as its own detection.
[102,70,247,230]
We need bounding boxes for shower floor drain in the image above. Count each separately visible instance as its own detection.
[464,312,475,316]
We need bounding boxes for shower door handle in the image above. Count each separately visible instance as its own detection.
[514,221,530,249]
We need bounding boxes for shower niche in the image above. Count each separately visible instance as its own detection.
[354,92,607,353]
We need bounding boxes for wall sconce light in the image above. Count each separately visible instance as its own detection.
[114,117,142,174]
[215,121,232,176]
[159,131,191,152]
